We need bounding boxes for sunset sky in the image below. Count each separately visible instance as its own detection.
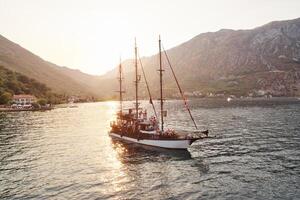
[0,0,299,75]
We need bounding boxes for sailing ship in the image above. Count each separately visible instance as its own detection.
[109,37,209,149]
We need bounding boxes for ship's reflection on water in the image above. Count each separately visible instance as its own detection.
[106,135,212,199]
[108,137,201,199]
[110,138,193,162]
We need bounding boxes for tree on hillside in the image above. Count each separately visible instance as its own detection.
[37,98,47,106]
[0,92,12,105]
[0,66,67,104]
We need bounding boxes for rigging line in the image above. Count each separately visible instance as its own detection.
[138,53,158,119]
[162,45,198,130]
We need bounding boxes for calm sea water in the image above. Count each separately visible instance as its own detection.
[0,99,299,199]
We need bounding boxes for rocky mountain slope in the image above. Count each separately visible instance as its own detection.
[102,17,300,97]
[1,17,299,99]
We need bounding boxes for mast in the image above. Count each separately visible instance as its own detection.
[159,35,164,132]
[134,38,139,120]
[118,57,123,117]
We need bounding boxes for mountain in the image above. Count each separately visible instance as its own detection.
[0,35,102,97]
[0,65,66,104]
[101,17,300,97]
[1,17,299,99]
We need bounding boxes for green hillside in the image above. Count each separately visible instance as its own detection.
[0,34,102,97]
[0,65,66,104]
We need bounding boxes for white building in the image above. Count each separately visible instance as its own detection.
[13,95,37,105]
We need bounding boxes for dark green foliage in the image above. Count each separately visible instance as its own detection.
[37,98,47,106]
[31,102,40,109]
[0,92,12,104]
[0,66,66,104]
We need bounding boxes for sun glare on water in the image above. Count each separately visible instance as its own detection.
[105,101,118,122]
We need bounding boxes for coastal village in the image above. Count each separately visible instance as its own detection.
[0,94,52,111]
[173,90,281,99]
[172,84,299,99]
[0,89,299,112]
[0,94,98,112]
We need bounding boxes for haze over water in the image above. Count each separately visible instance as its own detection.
[0,99,299,199]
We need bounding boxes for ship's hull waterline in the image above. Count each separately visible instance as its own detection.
[109,132,198,149]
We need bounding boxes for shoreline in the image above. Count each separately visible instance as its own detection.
[0,107,53,112]
[1,97,299,111]
[95,96,300,102]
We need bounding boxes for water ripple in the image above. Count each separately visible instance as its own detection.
[0,99,300,199]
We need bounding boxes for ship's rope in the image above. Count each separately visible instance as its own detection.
[138,53,158,119]
[162,45,198,130]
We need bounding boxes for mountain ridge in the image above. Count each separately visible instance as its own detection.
[0,34,102,97]
[100,17,300,97]
[1,17,300,99]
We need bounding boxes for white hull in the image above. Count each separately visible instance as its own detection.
[109,132,196,149]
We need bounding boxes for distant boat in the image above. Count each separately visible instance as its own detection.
[109,37,209,150]
[68,101,78,108]
[68,104,78,108]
